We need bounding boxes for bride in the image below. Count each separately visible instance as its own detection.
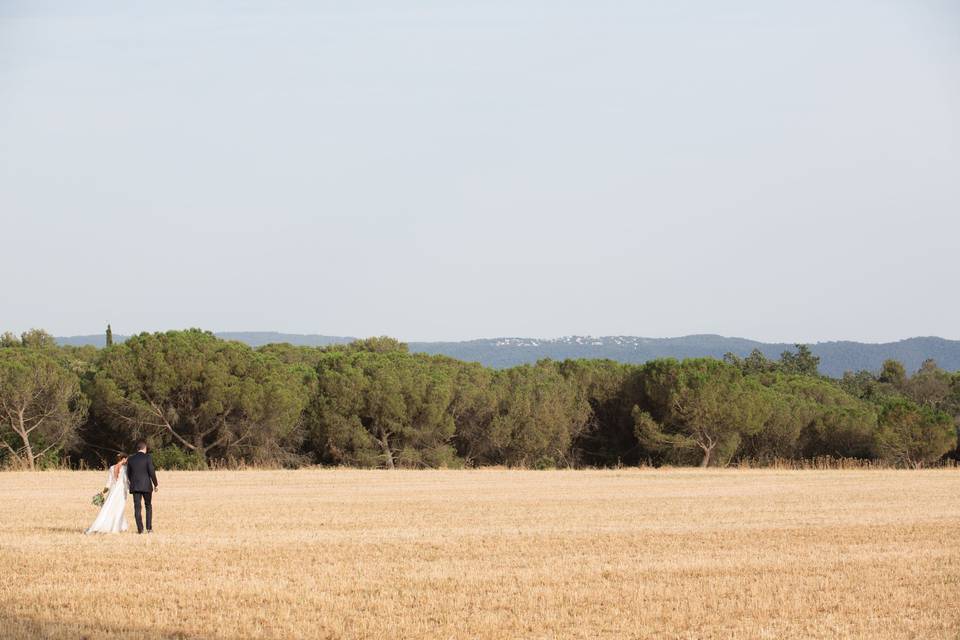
[85,453,130,534]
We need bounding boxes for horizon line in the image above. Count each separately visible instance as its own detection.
[45,329,959,347]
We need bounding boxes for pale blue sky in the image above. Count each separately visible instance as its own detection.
[1,1,958,342]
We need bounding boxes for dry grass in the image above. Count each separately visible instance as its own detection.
[1,469,958,639]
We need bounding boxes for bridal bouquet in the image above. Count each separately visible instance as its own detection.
[91,492,105,508]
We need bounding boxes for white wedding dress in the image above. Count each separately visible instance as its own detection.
[85,464,130,534]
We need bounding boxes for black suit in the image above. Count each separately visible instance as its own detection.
[127,451,158,532]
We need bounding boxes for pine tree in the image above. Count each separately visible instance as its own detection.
[106,324,113,347]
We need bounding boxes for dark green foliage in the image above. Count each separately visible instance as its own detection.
[0,347,88,469]
[90,329,310,465]
[478,362,591,467]
[778,344,821,376]
[876,398,954,467]
[556,359,642,465]
[726,345,821,377]
[3,329,59,351]
[904,359,953,408]
[879,360,907,388]
[345,336,409,354]
[6,328,960,469]
[738,385,813,461]
[724,349,778,376]
[257,343,322,364]
[632,359,771,467]
[307,350,459,468]
[152,445,206,470]
[772,375,878,459]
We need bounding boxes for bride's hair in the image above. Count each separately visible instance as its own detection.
[116,453,128,463]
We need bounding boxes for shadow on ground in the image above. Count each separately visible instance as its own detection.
[0,609,201,640]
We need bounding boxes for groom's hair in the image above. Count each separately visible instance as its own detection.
[136,440,148,451]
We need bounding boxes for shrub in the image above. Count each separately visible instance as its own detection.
[532,456,557,470]
[152,446,206,470]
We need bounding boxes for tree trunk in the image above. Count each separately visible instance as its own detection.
[699,445,713,468]
[17,410,35,471]
[379,428,395,470]
[194,433,208,463]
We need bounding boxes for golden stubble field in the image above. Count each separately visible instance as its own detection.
[1,469,958,639]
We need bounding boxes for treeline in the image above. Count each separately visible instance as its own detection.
[1,329,958,470]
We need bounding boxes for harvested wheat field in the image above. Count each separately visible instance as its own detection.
[1,469,958,639]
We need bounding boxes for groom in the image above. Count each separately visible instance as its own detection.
[127,441,159,534]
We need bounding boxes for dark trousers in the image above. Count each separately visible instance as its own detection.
[133,491,153,532]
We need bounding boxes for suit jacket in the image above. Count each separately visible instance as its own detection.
[127,452,158,493]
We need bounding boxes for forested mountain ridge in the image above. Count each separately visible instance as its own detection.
[56,333,960,377]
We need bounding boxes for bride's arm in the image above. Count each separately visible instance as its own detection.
[104,468,113,492]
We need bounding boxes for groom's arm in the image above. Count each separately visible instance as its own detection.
[148,455,159,490]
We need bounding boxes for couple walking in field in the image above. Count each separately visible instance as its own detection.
[85,441,159,535]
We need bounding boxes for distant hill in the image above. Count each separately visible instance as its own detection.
[408,335,960,377]
[216,332,357,347]
[55,333,960,378]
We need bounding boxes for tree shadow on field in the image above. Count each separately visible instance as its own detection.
[0,609,204,640]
